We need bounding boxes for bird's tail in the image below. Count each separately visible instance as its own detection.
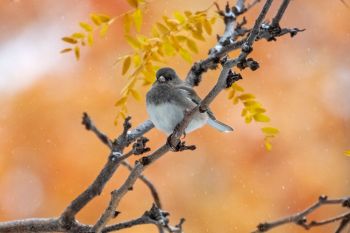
[207,118,233,132]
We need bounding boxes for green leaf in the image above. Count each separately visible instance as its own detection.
[133,8,143,32]
[122,56,131,75]
[62,37,77,44]
[60,48,72,53]
[262,127,279,135]
[79,22,93,32]
[345,150,350,156]
[253,114,270,122]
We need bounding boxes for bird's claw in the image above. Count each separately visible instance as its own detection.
[167,134,196,152]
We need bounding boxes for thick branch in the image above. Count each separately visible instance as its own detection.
[0,218,62,233]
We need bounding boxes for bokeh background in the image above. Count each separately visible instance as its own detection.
[0,0,350,232]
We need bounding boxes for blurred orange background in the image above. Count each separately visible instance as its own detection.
[0,0,350,232]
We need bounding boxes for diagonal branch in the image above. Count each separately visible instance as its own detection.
[92,2,277,231]
[81,113,161,207]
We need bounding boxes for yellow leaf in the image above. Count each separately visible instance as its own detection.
[133,54,141,67]
[62,37,77,44]
[344,150,350,156]
[176,35,187,42]
[203,19,212,35]
[162,42,175,56]
[227,89,235,99]
[133,8,142,32]
[184,11,192,17]
[191,30,205,41]
[243,100,258,107]
[174,11,185,23]
[254,107,266,113]
[130,89,142,101]
[72,33,85,39]
[238,94,255,100]
[241,108,248,117]
[245,115,252,123]
[115,97,127,107]
[122,56,131,75]
[90,14,101,26]
[97,14,110,23]
[179,48,192,63]
[60,48,72,53]
[166,19,180,26]
[79,22,93,32]
[87,33,93,46]
[262,127,279,135]
[123,14,132,33]
[233,96,239,104]
[74,46,80,60]
[253,114,270,122]
[233,84,244,92]
[264,139,272,151]
[125,35,141,49]
[186,38,198,53]
[210,16,217,24]
[126,0,138,8]
[100,24,109,37]
[156,23,169,34]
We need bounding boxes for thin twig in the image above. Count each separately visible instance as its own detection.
[253,196,350,232]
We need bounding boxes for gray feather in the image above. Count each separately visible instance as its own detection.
[207,118,233,132]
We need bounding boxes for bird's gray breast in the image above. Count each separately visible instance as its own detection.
[146,84,175,105]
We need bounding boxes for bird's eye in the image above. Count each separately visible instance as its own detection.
[166,75,172,81]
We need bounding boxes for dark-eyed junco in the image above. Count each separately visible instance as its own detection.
[146,67,233,135]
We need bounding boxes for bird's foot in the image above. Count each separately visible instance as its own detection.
[166,134,196,152]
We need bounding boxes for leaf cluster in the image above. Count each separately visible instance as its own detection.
[227,83,279,150]
[61,13,113,60]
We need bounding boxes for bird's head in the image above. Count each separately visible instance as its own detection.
[155,67,182,85]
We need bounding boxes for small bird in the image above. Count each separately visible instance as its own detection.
[146,67,233,136]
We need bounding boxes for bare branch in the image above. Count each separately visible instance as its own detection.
[0,1,301,232]
[254,196,350,232]
[80,113,161,208]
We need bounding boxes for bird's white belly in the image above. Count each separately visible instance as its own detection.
[147,103,208,135]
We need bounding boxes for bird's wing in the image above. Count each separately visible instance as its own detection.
[176,85,216,120]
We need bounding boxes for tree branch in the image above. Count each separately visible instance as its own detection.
[0,0,302,232]
[81,113,161,208]
[254,195,350,232]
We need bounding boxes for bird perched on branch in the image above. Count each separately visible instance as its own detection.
[146,67,233,136]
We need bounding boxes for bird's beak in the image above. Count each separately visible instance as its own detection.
[158,75,166,83]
